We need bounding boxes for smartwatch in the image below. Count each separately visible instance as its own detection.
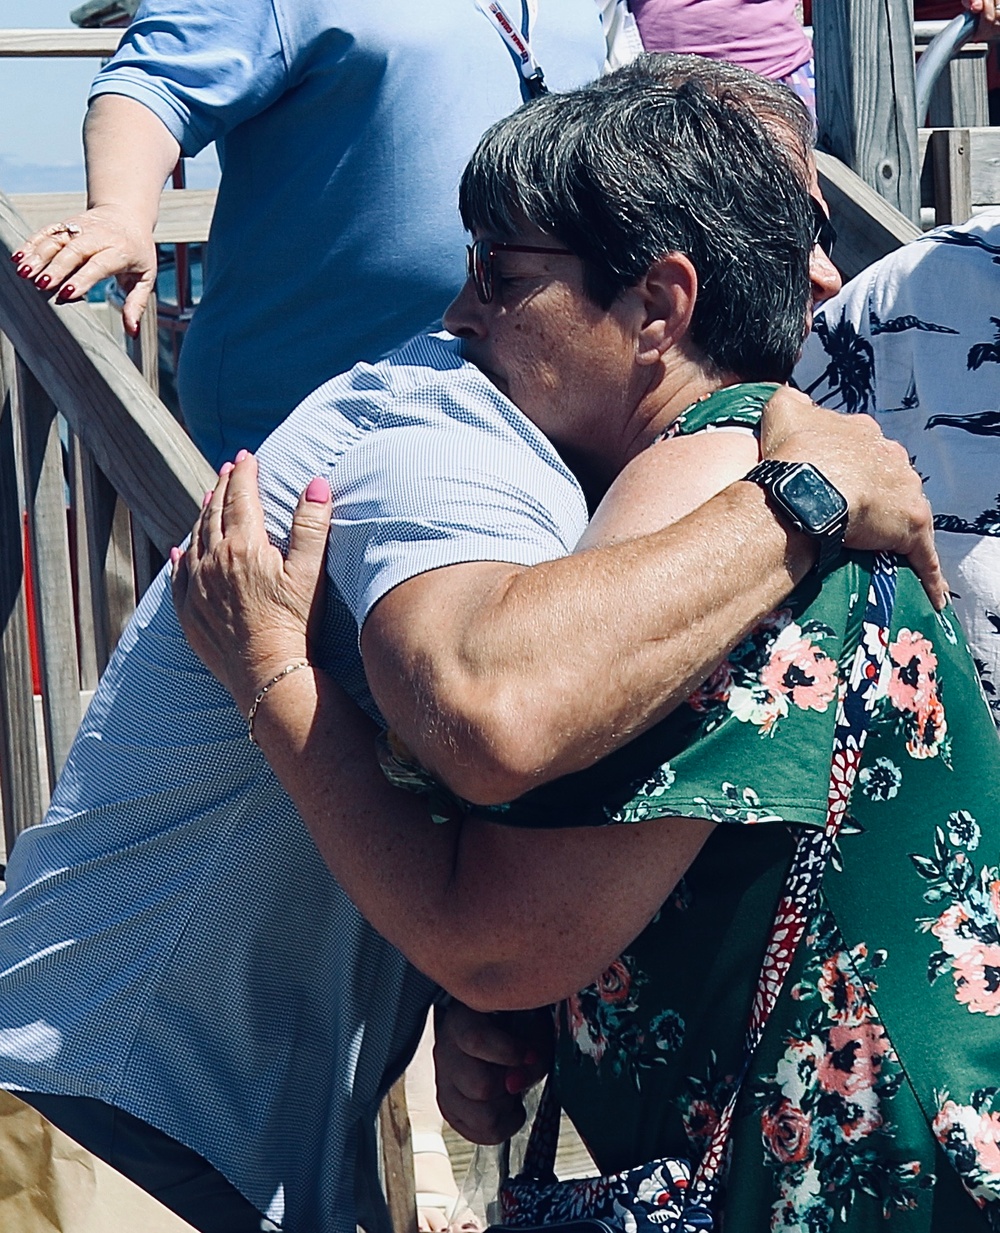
[742,459,849,576]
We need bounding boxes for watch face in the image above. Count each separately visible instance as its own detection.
[777,466,849,533]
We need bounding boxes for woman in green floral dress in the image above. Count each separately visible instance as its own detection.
[490,384,1000,1231]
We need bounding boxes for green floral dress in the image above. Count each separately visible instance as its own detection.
[484,386,1000,1232]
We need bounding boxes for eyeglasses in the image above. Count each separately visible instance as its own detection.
[810,198,837,259]
[466,238,573,304]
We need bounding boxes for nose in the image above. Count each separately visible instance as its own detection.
[443,276,489,339]
[809,244,842,308]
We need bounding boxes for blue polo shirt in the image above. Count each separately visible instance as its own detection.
[90,0,606,466]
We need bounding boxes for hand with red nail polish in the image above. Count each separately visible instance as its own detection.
[16,191,160,333]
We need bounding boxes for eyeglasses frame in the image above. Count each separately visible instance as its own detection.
[466,238,573,304]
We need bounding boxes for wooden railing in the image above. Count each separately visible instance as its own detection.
[0,189,214,852]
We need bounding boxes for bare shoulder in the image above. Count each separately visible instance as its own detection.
[578,428,760,550]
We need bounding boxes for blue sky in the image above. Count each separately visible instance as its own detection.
[0,0,218,193]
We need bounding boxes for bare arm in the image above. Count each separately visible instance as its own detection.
[172,461,713,1009]
[172,395,938,1006]
[362,390,942,804]
[13,96,179,334]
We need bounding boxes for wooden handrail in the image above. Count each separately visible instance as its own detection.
[9,189,218,245]
[0,191,214,554]
[0,29,123,56]
[815,151,921,282]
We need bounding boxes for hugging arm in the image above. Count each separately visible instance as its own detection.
[173,458,711,1009]
[362,388,943,805]
[173,390,939,1008]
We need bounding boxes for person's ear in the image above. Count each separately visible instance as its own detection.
[634,254,698,365]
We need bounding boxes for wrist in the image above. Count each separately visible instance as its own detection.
[731,475,818,582]
[247,660,312,745]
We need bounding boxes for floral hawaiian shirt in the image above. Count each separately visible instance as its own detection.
[793,212,1000,729]
[492,386,1000,1232]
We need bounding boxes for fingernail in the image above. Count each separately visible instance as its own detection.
[11,251,24,263]
[169,546,181,565]
[505,1069,527,1095]
[220,461,234,476]
[235,449,249,463]
[36,274,51,289]
[17,264,32,279]
[56,284,75,302]
[305,477,330,504]
[203,490,213,507]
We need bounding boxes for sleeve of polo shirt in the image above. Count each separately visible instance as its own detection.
[88,0,291,157]
[326,381,589,632]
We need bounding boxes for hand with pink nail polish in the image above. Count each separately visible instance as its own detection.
[171,452,333,715]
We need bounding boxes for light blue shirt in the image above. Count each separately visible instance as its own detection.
[0,335,587,1233]
[90,0,606,467]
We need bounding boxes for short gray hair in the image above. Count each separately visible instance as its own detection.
[458,69,814,382]
[598,53,815,177]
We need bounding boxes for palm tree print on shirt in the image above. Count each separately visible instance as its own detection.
[798,314,875,416]
[967,319,1000,372]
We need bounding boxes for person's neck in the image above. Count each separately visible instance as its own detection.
[560,351,743,504]
[618,351,741,468]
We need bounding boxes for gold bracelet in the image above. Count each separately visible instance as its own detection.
[247,660,310,744]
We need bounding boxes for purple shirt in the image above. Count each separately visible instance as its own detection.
[631,0,812,80]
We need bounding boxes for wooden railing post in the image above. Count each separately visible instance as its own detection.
[931,127,974,225]
[0,334,43,852]
[126,292,166,597]
[17,360,82,791]
[71,434,136,686]
[380,1076,418,1233]
[813,0,921,224]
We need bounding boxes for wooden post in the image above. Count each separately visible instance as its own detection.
[0,335,43,852]
[380,1077,418,1233]
[126,291,166,598]
[71,434,136,683]
[931,127,974,225]
[17,359,82,790]
[813,0,921,223]
[926,45,990,128]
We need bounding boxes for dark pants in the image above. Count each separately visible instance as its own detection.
[19,1092,273,1233]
